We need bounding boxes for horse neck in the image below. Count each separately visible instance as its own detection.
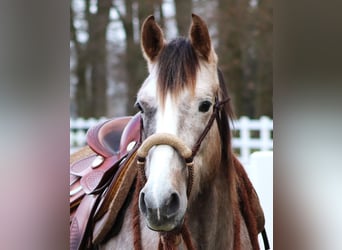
[187,158,236,249]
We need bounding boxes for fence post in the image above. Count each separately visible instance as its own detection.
[247,151,273,248]
[260,116,272,151]
[239,116,250,164]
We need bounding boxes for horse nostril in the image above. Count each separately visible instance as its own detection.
[139,192,147,215]
[165,192,180,216]
[140,191,181,220]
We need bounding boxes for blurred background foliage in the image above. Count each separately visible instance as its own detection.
[70,0,272,118]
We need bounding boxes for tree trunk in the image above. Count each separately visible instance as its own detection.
[87,0,111,117]
[71,0,111,118]
[255,0,273,118]
[174,0,192,36]
[71,3,91,118]
[217,0,248,117]
[122,0,156,115]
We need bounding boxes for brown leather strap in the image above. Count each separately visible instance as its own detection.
[70,194,100,250]
[190,96,230,160]
[92,149,138,244]
[80,155,120,194]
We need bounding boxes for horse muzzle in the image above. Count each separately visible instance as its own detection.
[137,133,193,232]
[139,189,184,232]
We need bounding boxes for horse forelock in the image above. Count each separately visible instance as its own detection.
[156,38,199,107]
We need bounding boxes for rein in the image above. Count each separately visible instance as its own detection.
[134,96,230,250]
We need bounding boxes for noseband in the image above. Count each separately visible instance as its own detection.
[136,96,230,197]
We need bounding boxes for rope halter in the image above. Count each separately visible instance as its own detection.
[136,96,230,198]
[137,133,194,198]
[135,96,230,249]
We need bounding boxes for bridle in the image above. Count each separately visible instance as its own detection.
[136,96,230,198]
[134,96,229,249]
[133,95,271,250]
[134,96,230,249]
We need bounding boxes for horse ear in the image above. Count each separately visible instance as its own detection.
[141,15,165,62]
[189,14,212,61]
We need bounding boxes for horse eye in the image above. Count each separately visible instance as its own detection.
[135,102,144,113]
[199,101,212,112]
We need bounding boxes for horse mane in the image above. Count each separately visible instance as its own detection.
[216,69,243,249]
[217,68,235,171]
[217,71,260,249]
[157,38,199,107]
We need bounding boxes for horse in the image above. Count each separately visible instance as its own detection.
[70,14,265,250]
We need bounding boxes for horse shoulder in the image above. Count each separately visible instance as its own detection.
[98,201,160,250]
[98,203,134,250]
[240,213,253,250]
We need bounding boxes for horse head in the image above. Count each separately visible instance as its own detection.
[136,14,229,233]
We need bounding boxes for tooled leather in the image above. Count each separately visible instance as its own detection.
[70,194,100,250]
[74,117,132,195]
[79,156,117,194]
[81,171,105,194]
[70,217,80,250]
[70,179,84,206]
[70,173,79,186]
[70,154,97,177]
[70,113,142,249]
[92,150,138,244]
[79,114,141,194]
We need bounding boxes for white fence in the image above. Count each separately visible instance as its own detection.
[231,116,273,163]
[70,117,108,154]
[246,151,273,249]
[70,116,273,163]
